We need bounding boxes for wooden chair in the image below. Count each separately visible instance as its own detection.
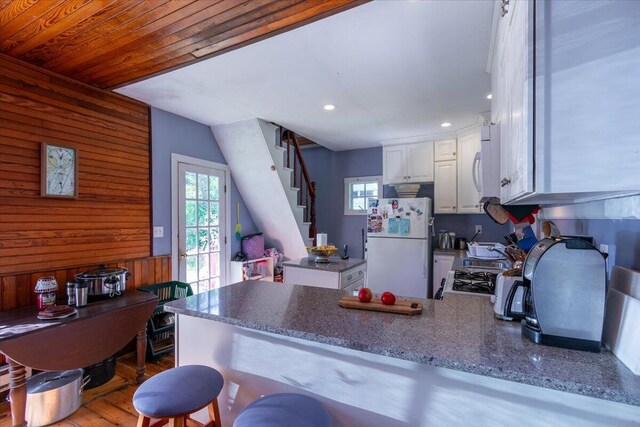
[133,365,223,427]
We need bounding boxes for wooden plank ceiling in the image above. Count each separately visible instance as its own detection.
[0,0,366,89]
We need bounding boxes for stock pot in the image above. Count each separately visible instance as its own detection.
[26,369,90,426]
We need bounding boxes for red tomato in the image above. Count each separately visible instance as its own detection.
[381,291,396,305]
[358,287,373,303]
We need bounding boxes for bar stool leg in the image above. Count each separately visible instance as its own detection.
[170,416,186,427]
[208,400,222,427]
[137,415,151,427]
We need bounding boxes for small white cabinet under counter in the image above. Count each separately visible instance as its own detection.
[283,257,366,290]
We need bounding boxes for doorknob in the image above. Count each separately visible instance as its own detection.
[179,252,187,260]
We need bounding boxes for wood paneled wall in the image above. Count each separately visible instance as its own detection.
[0,53,163,310]
[0,255,171,311]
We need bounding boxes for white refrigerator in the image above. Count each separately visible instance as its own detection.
[366,197,433,299]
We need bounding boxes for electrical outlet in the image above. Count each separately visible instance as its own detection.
[475,225,483,235]
[153,226,164,238]
[599,244,608,254]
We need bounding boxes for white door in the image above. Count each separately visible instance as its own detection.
[433,254,454,298]
[434,160,457,214]
[366,237,429,299]
[406,141,434,183]
[382,145,407,184]
[178,162,226,294]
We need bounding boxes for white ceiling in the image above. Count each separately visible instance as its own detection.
[117,1,495,151]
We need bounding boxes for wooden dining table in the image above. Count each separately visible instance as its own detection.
[0,290,158,427]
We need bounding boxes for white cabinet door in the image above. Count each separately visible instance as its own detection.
[434,160,457,214]
[433,253,454,298]
[434,139,457,162]
[497,0,533,203]
[457,131,483,213]
[383,145,407,184]
[406,141,434,183]
[383,142,434,184]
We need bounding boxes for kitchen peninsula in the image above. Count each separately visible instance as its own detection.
[165,281,640,427]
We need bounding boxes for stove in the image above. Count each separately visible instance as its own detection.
[441,269,498,298]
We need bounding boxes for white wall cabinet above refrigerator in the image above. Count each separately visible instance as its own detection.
[490,0,640,205]
[382,141,434,184]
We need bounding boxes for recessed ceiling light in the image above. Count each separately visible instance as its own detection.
[441,122,451,128]
[324,104,335,111]
[486,93,493,100]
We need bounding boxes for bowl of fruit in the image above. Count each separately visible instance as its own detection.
[306,245,338,263]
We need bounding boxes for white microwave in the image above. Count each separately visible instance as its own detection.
[478,125,500,202]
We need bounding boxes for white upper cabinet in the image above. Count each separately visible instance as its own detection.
[406,142,434,183]
[382,141,434,184]
[491,0,640,205]
[434,139,457,162]
[434,160,457,214]
[492,0,533,204]
[383,145,407,184]
[457,131,483,213]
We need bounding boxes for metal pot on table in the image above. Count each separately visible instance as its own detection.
[26,369,90,426]
[75,264,130,297]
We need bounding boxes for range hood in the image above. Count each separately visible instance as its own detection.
[392,183,420,198]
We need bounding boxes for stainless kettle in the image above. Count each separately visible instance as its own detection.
[439,231,454,249]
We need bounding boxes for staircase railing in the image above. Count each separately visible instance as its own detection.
[278,127,317,245]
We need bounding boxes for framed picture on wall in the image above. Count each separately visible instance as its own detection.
[41,142,78,198]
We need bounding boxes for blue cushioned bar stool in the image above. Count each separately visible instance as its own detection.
[234,393,331,427]
[133,365,224,427]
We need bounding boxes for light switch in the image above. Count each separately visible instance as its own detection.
[153,226,164,238]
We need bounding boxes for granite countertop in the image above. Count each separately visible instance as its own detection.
[282,257,366,273]
[165,281,640,407]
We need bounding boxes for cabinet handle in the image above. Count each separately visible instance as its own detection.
[359,270,363,275]
[348,275,353,280]
[452,152,456,156]
[500,178,511,187]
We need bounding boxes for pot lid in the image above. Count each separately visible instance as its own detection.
[76,266,128,279]
[27,369,83,394]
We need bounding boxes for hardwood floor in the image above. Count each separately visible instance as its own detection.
[0,352,174,426]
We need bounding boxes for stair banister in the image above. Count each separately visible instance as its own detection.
[278,127,317,244]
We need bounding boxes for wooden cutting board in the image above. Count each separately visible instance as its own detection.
[338,296,423,315]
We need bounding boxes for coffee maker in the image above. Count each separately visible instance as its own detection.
[516,238,607,352]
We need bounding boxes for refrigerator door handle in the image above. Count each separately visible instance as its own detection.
[422,241,427,278]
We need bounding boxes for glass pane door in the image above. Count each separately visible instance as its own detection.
[178,163,226,294]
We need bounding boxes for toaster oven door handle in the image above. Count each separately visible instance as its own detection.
[505,280,527,320]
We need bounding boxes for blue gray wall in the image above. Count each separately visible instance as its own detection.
[151,107,257,256]
[551,219,640,273]
[304,145,511,259]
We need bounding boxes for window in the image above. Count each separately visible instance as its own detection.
[344,176,382,215]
